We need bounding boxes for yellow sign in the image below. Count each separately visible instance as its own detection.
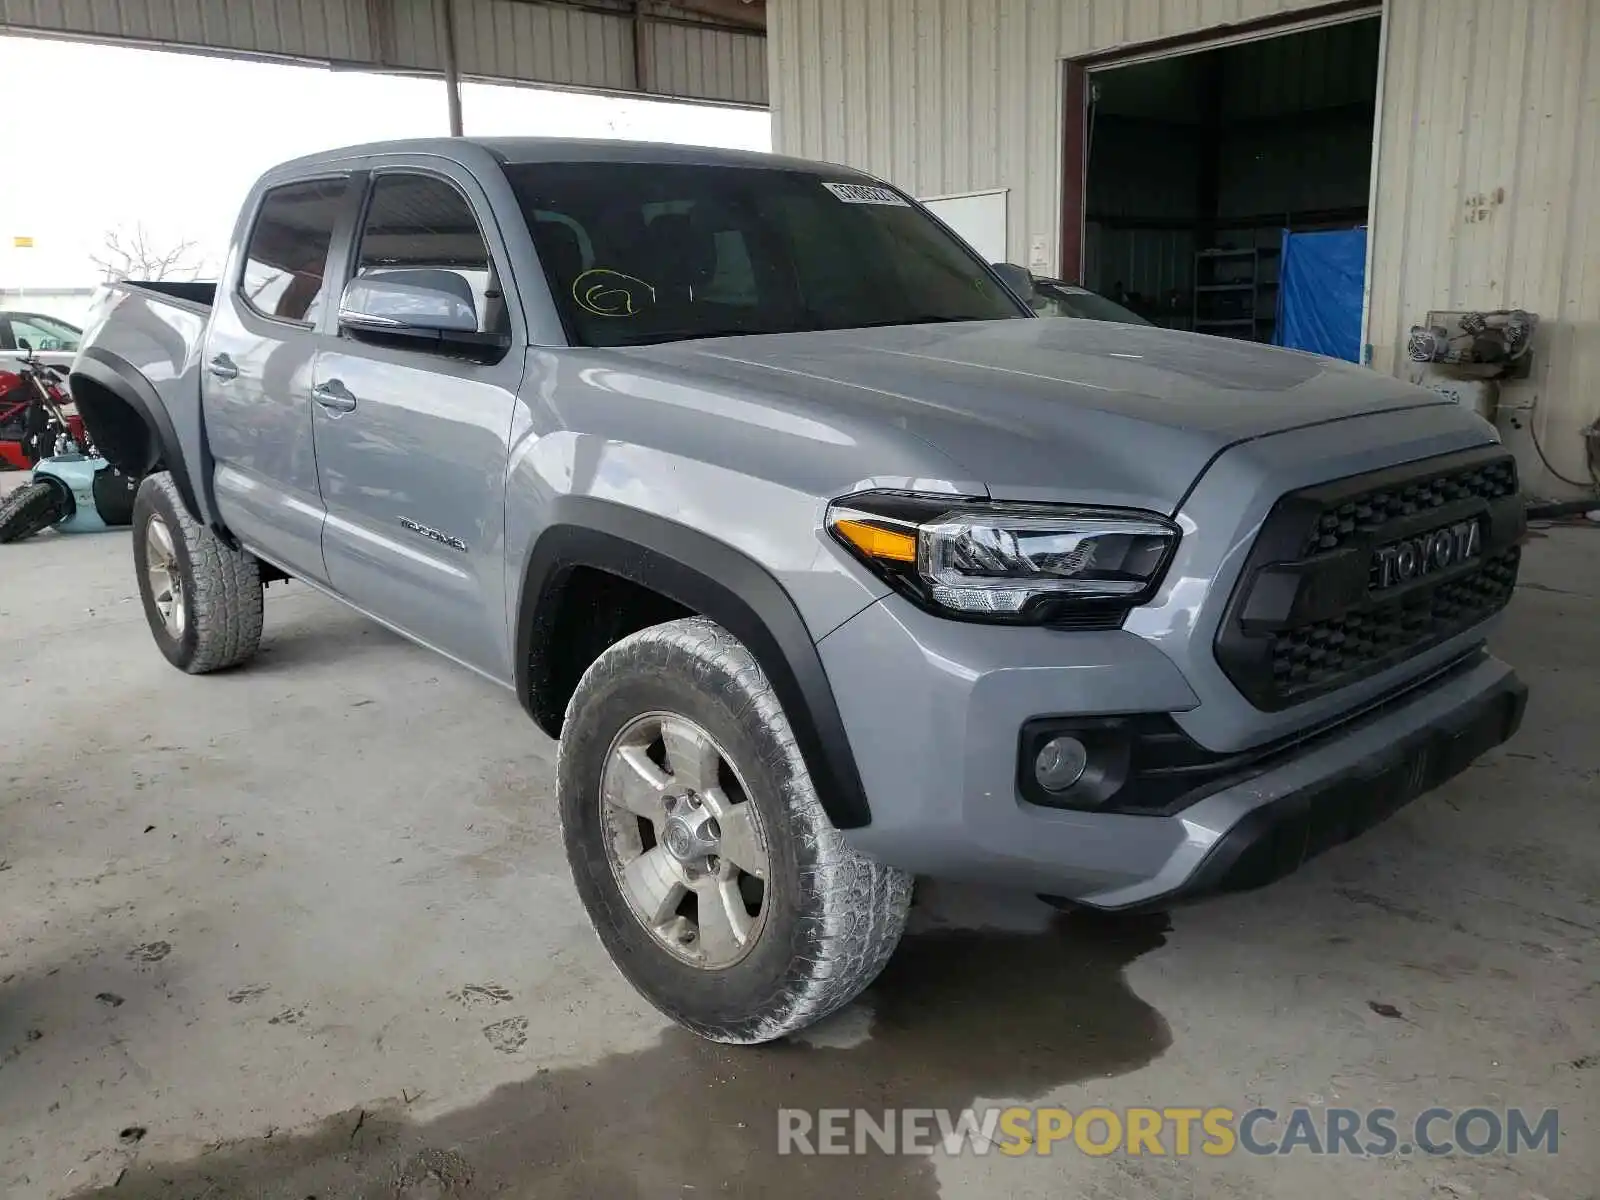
[12,236,33,248]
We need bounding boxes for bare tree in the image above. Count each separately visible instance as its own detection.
[90,224,201,283]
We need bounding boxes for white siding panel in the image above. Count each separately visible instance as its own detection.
[0,0,765,104]
[770,0,1338,269]
[1368,0,1600,496]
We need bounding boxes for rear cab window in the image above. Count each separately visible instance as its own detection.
[238,178,349,326]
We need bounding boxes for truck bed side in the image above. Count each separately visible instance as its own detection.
[69,281,220,527]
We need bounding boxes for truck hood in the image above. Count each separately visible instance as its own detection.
[615,319,1457,513]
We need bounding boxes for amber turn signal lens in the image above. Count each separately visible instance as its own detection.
[833,518,917,563]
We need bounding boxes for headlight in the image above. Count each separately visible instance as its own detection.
[827,492,1179,625]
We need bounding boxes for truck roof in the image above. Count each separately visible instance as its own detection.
[267,136,857,180]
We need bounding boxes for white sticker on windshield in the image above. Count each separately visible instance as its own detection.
[822,181,910,206]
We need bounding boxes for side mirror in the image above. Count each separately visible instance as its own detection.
[16,337,32,353]
[990,263,1037,303]
[339,274,477,335]
[338,273,508,360]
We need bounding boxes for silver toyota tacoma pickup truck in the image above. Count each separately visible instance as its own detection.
[71,138,1527,1044]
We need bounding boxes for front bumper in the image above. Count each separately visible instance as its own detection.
[818,595,1526,909]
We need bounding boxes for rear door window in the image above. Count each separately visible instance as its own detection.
[238,178,348,326]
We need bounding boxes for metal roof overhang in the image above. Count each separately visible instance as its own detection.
[0,0,768,108]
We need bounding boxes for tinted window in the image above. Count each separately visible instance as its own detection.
[354,173,505,336]
[2,313,80,352]
[505,162,1024,347]
[239,178,347,325]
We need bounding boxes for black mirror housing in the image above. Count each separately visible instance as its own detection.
[990,263,1037,304]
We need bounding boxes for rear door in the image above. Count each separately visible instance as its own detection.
[310,165,525,680]
[205,175,351,578]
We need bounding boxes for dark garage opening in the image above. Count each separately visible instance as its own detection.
[1080,17,1381,350]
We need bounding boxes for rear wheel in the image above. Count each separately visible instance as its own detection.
[558,617,912,1044]
[132,472,263,673]
[0,478,69,543]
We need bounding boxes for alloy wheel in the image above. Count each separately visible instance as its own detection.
[599,711,770,969]
[144,514,186,639]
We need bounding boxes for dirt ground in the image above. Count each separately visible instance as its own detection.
[1,480,1595,1199]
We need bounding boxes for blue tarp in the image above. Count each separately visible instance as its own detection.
[1275,227,1367,362]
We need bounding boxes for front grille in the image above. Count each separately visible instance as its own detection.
[1304,457,1519,556]
[1216,447,1525,711]
[1270,548,1520,694]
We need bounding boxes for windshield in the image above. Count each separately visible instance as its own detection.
[503,162,1026,347]
[1030,282,1151,326]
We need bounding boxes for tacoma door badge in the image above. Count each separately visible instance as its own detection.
[399,516,468,553]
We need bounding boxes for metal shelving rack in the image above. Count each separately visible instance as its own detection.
[1192,245,1279,341]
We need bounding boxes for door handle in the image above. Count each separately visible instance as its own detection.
[208,354,239,382]
[311,379,357,413]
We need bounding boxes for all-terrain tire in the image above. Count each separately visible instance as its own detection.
[558,617,913,1044]
[0,478,68,543]
[132,471,264,673]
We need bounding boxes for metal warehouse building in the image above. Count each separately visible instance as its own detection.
[4,0,1597,496]
[768,0,1600,498]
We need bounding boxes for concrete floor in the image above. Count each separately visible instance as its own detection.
[1,478,1596,1199]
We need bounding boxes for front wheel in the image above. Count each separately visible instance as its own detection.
[132,472,264,673]
[558,617,912,1044]
[0,478,69,543]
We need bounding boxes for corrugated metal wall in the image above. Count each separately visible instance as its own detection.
[393,0,633,84]
[0,0,767,105]
[1084,224,1197,325]
[1081,20,1376,310]
[773,0,1599,495]
[1366,0,1600,495]
[647,18,767,105]
[1222,13,1378,115]
[770,0,1337,267]
[0,0,375,59]
[1215,112,1374,217]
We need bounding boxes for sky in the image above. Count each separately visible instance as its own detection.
[0,33,770,299]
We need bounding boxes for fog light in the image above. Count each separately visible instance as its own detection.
[1034,736,1089,792]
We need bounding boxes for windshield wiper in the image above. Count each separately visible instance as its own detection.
[832,314,991,331]
[612,314,997,347]
[634,327,791,345]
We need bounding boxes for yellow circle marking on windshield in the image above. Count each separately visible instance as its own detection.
[573,269,656,318]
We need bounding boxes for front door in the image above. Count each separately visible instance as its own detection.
[310,166,525,680]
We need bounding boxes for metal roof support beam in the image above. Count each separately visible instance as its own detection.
[632,2,651,92]
[440,0,465,135]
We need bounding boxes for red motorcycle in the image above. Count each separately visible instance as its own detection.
[0,363,85,470]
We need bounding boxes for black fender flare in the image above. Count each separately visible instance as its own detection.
[515,499,872,829]
[70,349,203,522]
